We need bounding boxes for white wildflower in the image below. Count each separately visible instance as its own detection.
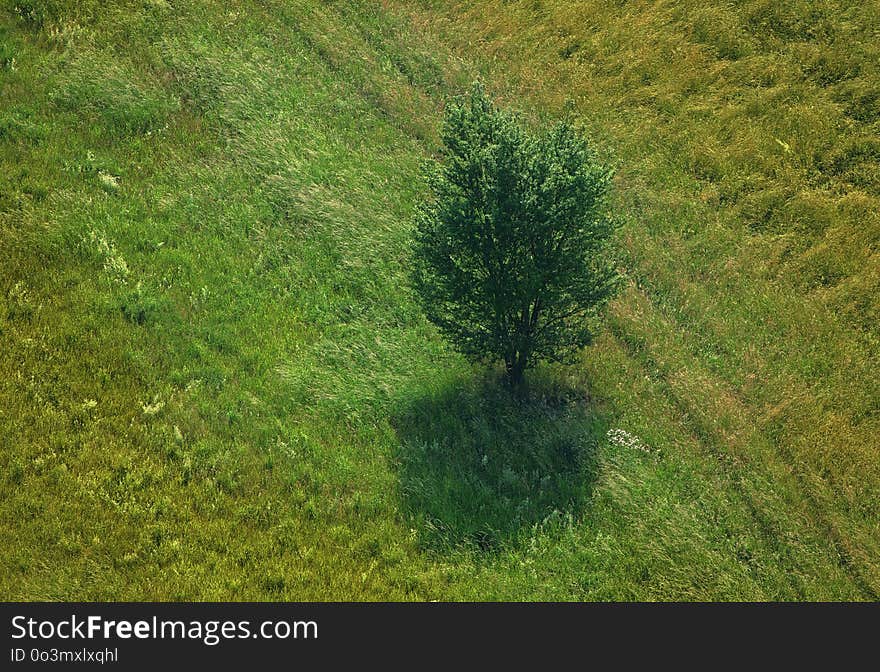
[86,229,130,283]
[104,252,130,282]
[98,170,119,190]
[142,397,165,416]
[607,428,655,454]
[8,281,30,305]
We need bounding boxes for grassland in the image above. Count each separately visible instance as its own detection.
[1,0,877,600]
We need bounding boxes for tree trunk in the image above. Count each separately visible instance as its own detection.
[505,354,526,387]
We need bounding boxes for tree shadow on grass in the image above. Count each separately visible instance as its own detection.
[391,371,606,553]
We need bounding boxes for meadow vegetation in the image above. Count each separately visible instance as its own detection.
[1,0,877,599]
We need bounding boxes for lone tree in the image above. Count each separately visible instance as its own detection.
[411,84,620,386]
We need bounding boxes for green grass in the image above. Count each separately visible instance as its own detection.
[1,0,877,600]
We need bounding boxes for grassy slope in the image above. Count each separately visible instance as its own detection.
[0,0,876,600]
[390,0,880,598]
[1,0,460,599]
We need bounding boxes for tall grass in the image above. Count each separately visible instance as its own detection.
[1,0,877,599]
[391,0,880,596]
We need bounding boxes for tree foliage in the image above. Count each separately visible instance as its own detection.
[411,83,620,385]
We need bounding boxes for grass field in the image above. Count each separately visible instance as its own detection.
[1,0,877,600]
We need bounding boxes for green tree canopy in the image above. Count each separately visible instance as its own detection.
[411,83,620,385]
